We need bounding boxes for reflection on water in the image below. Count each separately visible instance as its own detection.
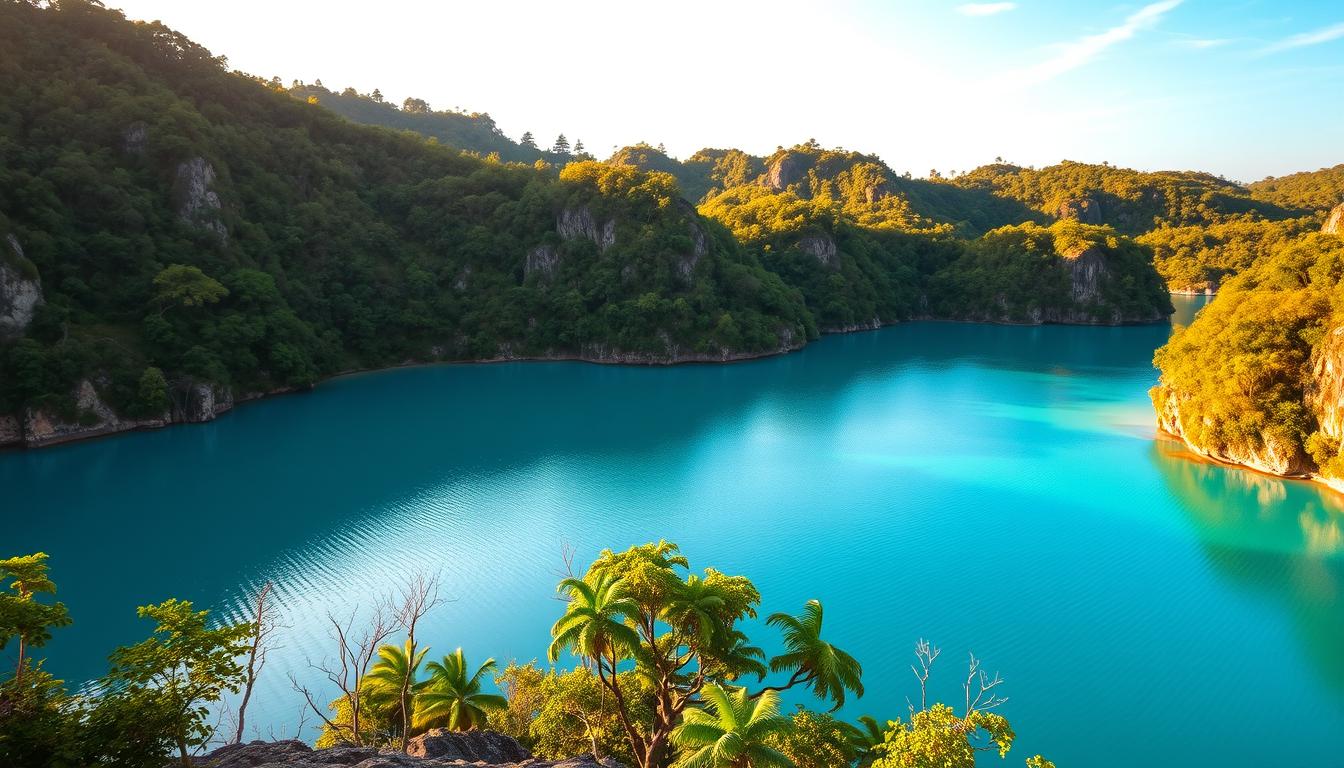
[1152,438,1344,691]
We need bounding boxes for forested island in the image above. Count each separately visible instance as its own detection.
[2,0,1343,494]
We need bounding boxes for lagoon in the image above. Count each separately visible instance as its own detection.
[8,296,1342,766]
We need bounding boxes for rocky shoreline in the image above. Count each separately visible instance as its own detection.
[199,731,622,768]
[1,311,1176,452]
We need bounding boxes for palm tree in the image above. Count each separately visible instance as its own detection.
[364,640,428,743]
[761,600,863,710]
[671,685,793,768]
[414,648,507,731]
[706,629,768,683]
[665,574,727,647]
[846,715,886,767]
[549,575,640,667]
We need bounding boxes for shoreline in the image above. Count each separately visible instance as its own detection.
[1,313,1174,452]
[1154,427,1344,497]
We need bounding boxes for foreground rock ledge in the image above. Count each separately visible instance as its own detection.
[200,730,624,768]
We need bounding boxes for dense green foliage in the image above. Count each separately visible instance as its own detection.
[0,0,811,425]
[286,83,569,165]
[1138,218,1317,292]
[1248,164,1344,212]
[1153,233,1344,481]
[2,546,1056,768]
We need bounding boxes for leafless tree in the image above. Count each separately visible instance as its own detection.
[390,572,444,753]
[908,638,941,716]
[963,652,1008,715]
[291,596,396,746]
[233,582,283,744]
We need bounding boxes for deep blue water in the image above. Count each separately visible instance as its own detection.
[8,296,1344,766]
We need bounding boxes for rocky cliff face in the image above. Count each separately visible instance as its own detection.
[0,234,43,338]
[1151,383,1312,477]
[172,157,227,243]
[1323,203,1344,235]
[762,153,804,191]
[524,244,560,279]
[678,217,709,282]
[797,234,839,269]
[556,207,615,251]
[12,378,233,448]
[200,732,623,768]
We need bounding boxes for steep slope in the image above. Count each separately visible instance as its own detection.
[1152,232,1344,489]
[0,0,809,446]
[1248,164,1344,213]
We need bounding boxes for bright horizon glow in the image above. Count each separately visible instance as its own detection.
[101,0,1344,182]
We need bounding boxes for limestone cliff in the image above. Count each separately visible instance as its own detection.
[172,157,227,243]
[1150,383,1312,477]
[0,234,43,338]
[1055,197,1103,225]
[13,378,233,448]
[797,233,839,269]
[1323,203,1344,235]
[556,206,616,251]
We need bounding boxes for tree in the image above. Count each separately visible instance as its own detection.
[759,600,863,710]
[521,131,537,149]
[867,641,1052,768]
[763,708,856,768]
[133,367,169,418]
[295,599,397,747]
[152,265,227,311]
[0,553,71,684]
[230,582,280,744]
[670,684,792,768]
[416,649,507,731]
[552,134,571,155]
[402,97,430,114]
[549,542,862,768]
[371,88,384,102]
[574,139,585,155]
[105,599,251,767]
[490,663,652,764]
[364,640,428,743]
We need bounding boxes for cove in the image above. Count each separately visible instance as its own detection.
[7,296,1342,766]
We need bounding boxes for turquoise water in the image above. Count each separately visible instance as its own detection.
[8,296,1344,766]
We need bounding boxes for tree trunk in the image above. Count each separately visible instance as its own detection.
[14,635,24,685]
[177,736,191,768]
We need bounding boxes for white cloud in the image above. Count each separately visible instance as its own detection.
[1261,21,1344,54]
[957,2,1017,16]
[1001,0,1183,88]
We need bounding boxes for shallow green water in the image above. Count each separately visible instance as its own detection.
[8,296,1343,766]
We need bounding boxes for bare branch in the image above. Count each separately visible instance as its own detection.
[964,653,1008,714]
[911,638,941,713]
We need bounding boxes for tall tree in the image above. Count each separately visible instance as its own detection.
[758,600,863,709]
[0,553,71,685]
[552,134,571,155]
[105,600,251,768]
[520,131,537,149]
[550,542,862,768]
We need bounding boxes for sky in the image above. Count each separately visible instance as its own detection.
[102,0,1344,182]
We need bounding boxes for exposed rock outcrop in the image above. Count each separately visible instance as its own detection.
[173,157,227,243]
[0,234,43,337]
[1323,203,1344,235]
[524,244,560,279]
[408,730,532,762]
[763,153,804,191]
[1055,197,1102,225]
[0,414,21,447]
[122,121,148,155]
[1307,327,1344,485]
[199,735,624,768]
[678,218,709,281]
[1151,384,1311,477]
[172,381,234,423]
[797,234,838,269]
[556,207,615,252]
[1063,245,1105,304]
[23,380,158,448]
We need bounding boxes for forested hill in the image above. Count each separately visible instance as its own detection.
[285,84,576,165]
[0,0,1171,448]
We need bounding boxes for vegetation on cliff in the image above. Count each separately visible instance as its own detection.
[0,545,1055,768]
[1152,232,1344,482]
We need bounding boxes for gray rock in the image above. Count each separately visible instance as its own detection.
[797,233,838,269]
[172,381,233,423]
[173,157,228,243]
[524,244,560,278]
[1323,203,1344,235]
[123,121,149,154]
[1062,244,1105,304]
[556,208,615,252]
[0,234,43,337]
[406,730,531,763]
